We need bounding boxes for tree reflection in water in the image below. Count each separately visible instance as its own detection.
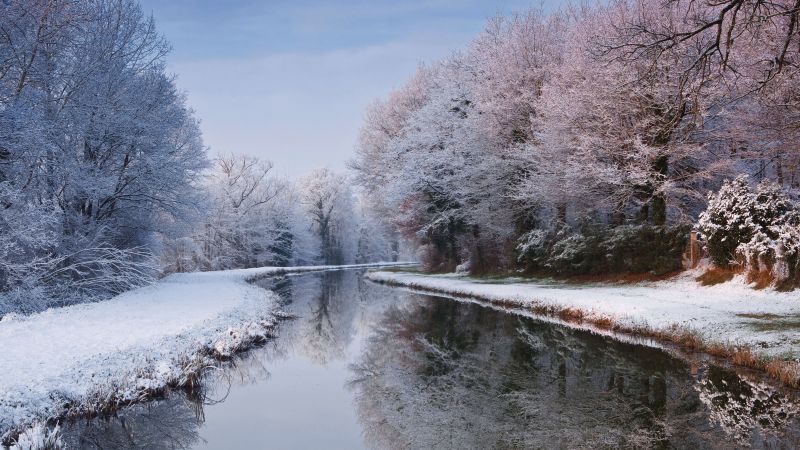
[59,348,275,449]
[349,296,800,449]
[60,395,202,449]
[260,270,365,364]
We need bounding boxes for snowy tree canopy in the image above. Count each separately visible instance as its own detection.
[0,0,207,312]
[352,1,800,276]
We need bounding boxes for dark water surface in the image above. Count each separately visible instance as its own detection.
[62,269,800,449]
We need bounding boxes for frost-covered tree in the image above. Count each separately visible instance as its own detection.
[0,0,208,312]
[606,0,800,94]
[518,3,727,227]
[165,153,320,272]
[469,9,566,145]
[354,56,522,272]
[300,169,359,265]
[200,154,281,269]
[353,1,800,278]
[354,197,399,263]
[603,0,800,190]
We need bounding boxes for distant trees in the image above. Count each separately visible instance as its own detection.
[300,168,397,265]
[192,153,318,270]
[158,158,397,274]
[354,197,399,264]
[352,1,800,276]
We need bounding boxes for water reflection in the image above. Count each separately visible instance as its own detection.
[349,296,800,449]
[296,272,359,364]
[60,349,276,449]
[697,366,800,446]
[61,398,202,449]
[58,270,800,449]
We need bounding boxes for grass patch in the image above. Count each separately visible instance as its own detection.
[736,313,800,332]
[747,319,800,333]
[736,313,783,320]
[557,271,682,284]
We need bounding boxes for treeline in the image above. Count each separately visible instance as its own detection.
[352,0,800,278]
[161,155,399,274]
[0,0,397,315]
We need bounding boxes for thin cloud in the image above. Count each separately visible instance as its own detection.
[139,0,554,177]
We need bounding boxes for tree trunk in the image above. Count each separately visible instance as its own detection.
[652,155,668,225]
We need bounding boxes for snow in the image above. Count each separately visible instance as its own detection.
[0,262,411,442]
[366,270,800,358]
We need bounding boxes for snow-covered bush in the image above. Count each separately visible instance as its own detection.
[737,224,800,288]
[546,231,592,274]
[161,237,208,274]
[601,224,689,275]
[768,225,800,282]
[698,176,800,288]
[0,181,158,314]
[516,223,688,276]
[698,176,797,267]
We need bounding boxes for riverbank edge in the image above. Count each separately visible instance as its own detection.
[366,271,800,390]
[2,262,415,448]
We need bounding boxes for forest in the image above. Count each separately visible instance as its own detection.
[2,0,799,316]
[352,0,800,287]
[0,0,398,315]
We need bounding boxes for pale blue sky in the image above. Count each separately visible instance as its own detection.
[139,0,559,177]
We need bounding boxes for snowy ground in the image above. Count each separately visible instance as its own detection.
[0,262,410,443]
[366,271,800,359]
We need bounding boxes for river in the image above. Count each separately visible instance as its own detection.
[60,269,800,449]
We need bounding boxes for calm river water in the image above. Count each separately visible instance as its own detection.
[61,269,800,449]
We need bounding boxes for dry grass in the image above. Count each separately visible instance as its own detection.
[745,269,775,290]
[696,266,738,285]
[766,360,800,386]
[558,307,585,323]
[593,316,615,330]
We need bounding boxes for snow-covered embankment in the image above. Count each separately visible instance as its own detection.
[0,262,411,445]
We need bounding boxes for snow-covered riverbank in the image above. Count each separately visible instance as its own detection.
[367,271,800,382]
[0,263,411,445]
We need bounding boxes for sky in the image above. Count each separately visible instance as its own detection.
[139,0,556,178]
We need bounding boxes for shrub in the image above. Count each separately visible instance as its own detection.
[698,176,797,267]
[601,224,690,275]
[737,224,800,289]
[517,223,689,277]
[698,175,800,289]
